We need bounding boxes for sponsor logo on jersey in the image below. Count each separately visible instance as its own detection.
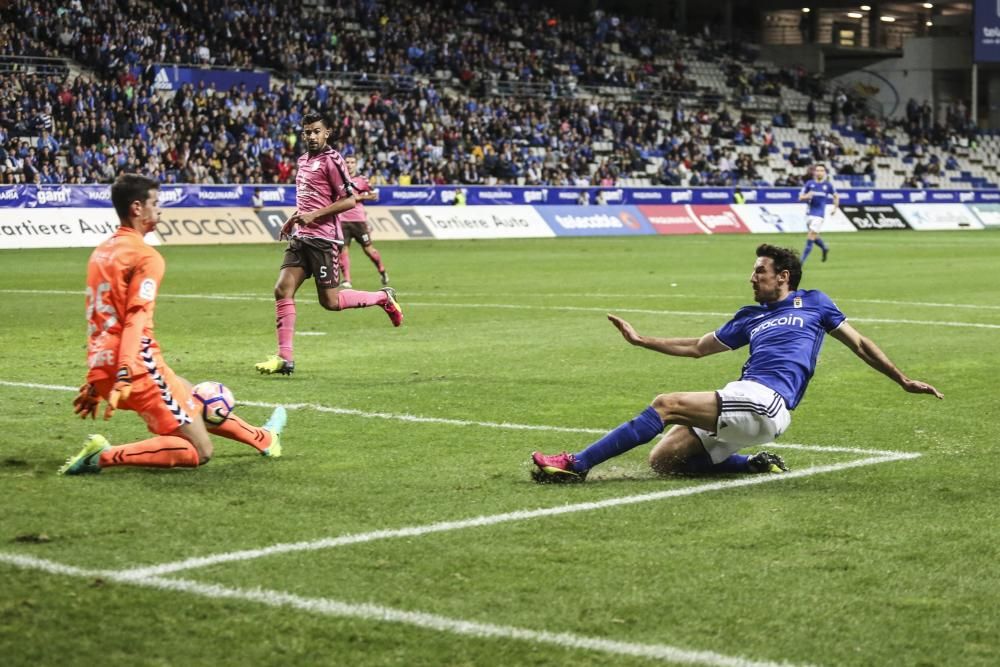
[139,278,157,301]
[749,315,805,339]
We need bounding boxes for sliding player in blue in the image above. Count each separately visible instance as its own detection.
[531,244,942,483]
[798,163,838,264]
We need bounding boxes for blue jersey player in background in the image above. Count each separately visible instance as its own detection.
[531,244,943,482]
[798,163,839,264]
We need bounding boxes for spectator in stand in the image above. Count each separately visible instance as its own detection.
[7,0,978,190]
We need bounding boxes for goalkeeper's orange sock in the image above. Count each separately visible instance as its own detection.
[207,414,272,453]
[98,436,200,468]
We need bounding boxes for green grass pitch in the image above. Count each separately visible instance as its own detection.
[1,231,998,666]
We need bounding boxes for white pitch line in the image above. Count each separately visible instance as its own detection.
[0,384,922,578]
[0,379,933,451]
[409,301,734,318]
[0,379,78,392]
[764,442,918,456]
[405,302,1000,330]
[847,297,1000,311]
[119,453,918,579]
[847,317,1000,330]
[403,292,1000,311]
[0,553,806,667]
[243,400,608,434]
[9,288,1000,312]
[0,379,607,435]
[0,288,271,302]
[2,289,998,329]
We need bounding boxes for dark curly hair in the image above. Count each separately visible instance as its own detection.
[756,243,802,290]
[301,111,329,128]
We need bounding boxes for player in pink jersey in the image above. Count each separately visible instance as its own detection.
[338,153,390,287]
[255,112,403,376]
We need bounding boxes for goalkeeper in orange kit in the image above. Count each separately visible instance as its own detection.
[59,174,287,475]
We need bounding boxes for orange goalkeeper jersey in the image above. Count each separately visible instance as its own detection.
[85,226,165,383]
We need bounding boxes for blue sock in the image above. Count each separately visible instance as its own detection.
[573,406,663,471]
[678,452,751,474]
[801,239,814,263]
[815,237,828,250]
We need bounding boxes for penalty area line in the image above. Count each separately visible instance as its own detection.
[118,452,918,579]
[0,552,809,667]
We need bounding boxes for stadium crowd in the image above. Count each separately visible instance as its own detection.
[0,0,982,188]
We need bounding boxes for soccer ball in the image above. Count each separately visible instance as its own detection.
[191,381,235,424]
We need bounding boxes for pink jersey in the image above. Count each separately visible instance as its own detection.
[339,174,373,223]
[294,147,352,241]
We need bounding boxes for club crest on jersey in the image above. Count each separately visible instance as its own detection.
[793,297,803,308]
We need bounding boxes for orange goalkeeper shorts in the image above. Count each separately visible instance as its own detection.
[93,363,197,436]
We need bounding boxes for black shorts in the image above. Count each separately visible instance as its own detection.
[281,235,341,288]
[341,221,371,247]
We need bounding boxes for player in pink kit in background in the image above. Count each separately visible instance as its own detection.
[338,153,390,288]
[255,113,403,376]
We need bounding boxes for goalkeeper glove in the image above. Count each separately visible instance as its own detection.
[105,366,133,420]
[72,383,101,420]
